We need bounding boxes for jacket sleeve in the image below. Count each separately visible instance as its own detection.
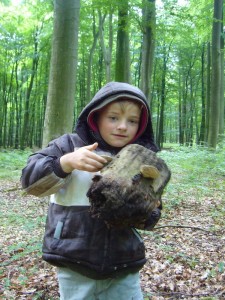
[21,134,74,197]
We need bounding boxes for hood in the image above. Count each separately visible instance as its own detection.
[75,82,159,153]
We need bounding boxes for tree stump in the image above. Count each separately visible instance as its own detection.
[87,144,171,228]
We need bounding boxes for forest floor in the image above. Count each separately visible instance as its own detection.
[0,147,225,300]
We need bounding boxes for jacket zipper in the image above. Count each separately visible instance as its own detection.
[131,228,143,243]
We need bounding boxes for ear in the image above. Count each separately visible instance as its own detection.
[140,165,160,179]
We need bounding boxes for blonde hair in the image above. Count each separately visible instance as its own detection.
[116,99,142,113]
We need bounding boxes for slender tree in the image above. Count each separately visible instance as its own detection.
[208,0,223,148]
[205,41,211,143]
[42,0,80,147]
[157,48,166,148]
[115,0,130,83]
[199,43,206,144]
[20,28,39,149]
[86,9,100,103]
[219,13,224,144]
[140,0,156,102]
[98,9,113,82]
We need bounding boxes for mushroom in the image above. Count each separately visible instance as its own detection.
[140,165,160,179]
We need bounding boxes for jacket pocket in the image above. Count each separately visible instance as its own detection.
[109,227,145,264]
[42,203,108,264]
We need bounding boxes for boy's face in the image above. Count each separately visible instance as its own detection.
[97,100,141,148]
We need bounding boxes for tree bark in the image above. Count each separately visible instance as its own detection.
[87,144,171,228]
[199,43,206,144]
[140,0,156,102]
[86,9,99,103]
[157,52,166,148]
[42,0,80,147]
[219,13,224,144]
[205,41,211,143]
[98,10,113,83]
[21,29,39,149]
[208,0,222,148]
[115,0,130,83]
[157,42,171,148]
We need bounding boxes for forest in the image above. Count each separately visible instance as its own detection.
[0,0,224,150]
[0,0,225,299]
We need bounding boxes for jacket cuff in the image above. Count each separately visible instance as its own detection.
[52,157,70,178]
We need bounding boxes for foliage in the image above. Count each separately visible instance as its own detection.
[0,0,224,149]
[0,0,53,149]
[159,144,225,212]
[0,149,32,179]
[145,145,225,228]
[0,146,224,299]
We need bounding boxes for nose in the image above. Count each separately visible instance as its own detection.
[117,120,127,131]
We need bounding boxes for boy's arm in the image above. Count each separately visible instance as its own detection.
[21,135,73,197]
[21,135,107,197]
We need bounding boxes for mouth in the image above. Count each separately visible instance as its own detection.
[112,134,127,138]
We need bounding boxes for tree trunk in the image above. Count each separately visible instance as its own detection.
[188,78,194,146]
[182,74,187,145]
[157,42,171,148]
[115,0,130,83]
[1,62,15,148]
[140,0,156,102]
[219,12,224,144]
[86,10,99,103]
[98,10,113,83]
[178,69,183,145]
[208,0,222,149]
[14,58,21,149]
[21,29,39,149]
[42,0,80,147]
[157,53,166,148]
[199,43,206,144]
[205,41,211,143]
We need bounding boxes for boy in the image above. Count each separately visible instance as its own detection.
[21,82,161,300]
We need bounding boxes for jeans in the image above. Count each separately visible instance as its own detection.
[57,267,143,300]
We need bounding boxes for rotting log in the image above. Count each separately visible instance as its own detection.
[87,144,171,228]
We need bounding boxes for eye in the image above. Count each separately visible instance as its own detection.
[129,119,139,124]
[108,116,118,121]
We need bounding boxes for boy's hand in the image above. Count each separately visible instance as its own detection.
[60,143,108,173]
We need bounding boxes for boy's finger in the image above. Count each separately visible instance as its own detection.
[84,142,98,151]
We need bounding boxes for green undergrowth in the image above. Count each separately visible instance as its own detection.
[159,145,225,205]
[0,148,32,180]
[1,145,224,180]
